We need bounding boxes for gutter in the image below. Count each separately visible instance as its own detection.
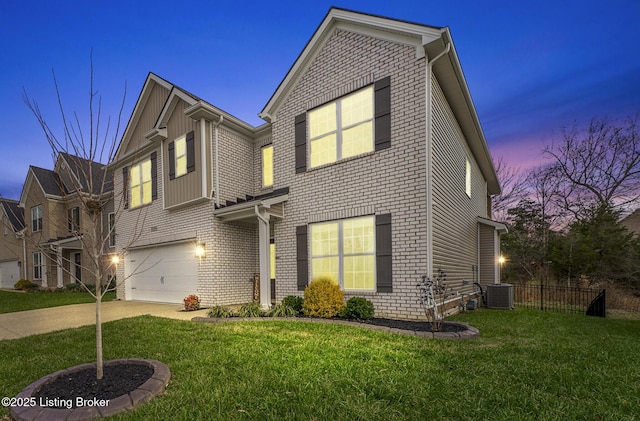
[213,115,224,207]
[425,41,451,279]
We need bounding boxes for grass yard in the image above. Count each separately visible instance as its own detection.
[0,289,117,314]
[0,308,638,420]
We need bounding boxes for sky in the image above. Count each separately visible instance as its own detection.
[1,0,638,200]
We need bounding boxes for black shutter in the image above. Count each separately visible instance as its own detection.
[294,113,307,174]
[150,152,158,200]
[168,141,175,180]
[186,130,195,173]
[374,76,391,151]
[376,213,392,292]
[296,225,308,291]
[122,166,129,209]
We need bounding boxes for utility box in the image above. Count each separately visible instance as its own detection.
[486,284,514,309]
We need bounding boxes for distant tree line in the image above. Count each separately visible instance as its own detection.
[494,116,640,290]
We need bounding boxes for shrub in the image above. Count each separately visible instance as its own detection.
[340,297,375,320]
[14,279,38,291]
[266,303,297,317]
[237,301,263,317]
[302,276,345,318]
[282,295,304,313]
[183,294,201,311]
[208,305,233,318]
[65,283,86,293]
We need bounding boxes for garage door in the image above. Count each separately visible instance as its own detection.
[126,243,198,304]
[0,260,20,289]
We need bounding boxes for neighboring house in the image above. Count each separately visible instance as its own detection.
[621,208,640,236]
[110,8,506,319]
[18,153,114,288]
[0,198,25,288]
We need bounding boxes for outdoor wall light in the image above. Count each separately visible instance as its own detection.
[111,254,120,265]
[498,255,506,265]
[195,244,206,258]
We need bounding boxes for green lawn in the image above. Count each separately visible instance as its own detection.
[0,290,117,314]
[1,309,638,420]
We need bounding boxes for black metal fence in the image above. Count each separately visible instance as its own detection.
[513,284,606,317]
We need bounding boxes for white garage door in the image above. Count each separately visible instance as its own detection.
[0,260,20,289]
[126,243,198,304]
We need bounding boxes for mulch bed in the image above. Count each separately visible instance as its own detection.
[33,364,153,408]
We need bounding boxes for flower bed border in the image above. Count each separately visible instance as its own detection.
[10,358,170,421]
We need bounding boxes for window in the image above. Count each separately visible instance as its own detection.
[465,159,471,198]
[270,242,276,280]
[108,212,116,247]
[33,252,43,280]
[308,86,373,168]
[31,205,42,232]
[68,207,80,232]
[174,135,187,178]
[311,216,375,291]
[169,131,194,180]
[130,158,152,208]
[262,145,274,187]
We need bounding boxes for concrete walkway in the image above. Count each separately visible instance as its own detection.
[0,301,210,340]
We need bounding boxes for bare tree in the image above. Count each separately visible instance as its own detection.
[543,117,640,220]
[21,55,131,379]
[491,155,529,223]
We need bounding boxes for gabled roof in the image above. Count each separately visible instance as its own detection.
[56,152,113,195]
[113,73,263,166]
[0,198,25,232]
[259,7,500,194]
[19,154,111,208]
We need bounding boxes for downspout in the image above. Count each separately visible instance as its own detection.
[200,118,207,199]
[22,232,27,279]
[425,41,451,279]
[213,115,224,207]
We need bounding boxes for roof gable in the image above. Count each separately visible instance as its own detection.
[259,7,499,194]
[114,73,173,161]
[0,199,25,232]
[55,153,112,195]
[259,7,442,123]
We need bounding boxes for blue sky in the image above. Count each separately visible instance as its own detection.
[1,0,638,199]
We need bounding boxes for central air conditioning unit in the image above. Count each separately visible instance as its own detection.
[486,284,514,309]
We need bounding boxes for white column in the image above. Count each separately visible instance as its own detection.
[256,207,271,309]
[57,248,64,288]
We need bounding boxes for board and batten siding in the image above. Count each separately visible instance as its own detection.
[431,74,487,295]
[126,82,170,155]
[163,100,207,208]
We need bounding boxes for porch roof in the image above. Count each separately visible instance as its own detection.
[213,187,289,222]
[477,216,508,234]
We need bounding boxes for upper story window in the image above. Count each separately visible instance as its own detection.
[31,205,43,232]
[310,215,376,291]
[68,207,80,232]
[169,131,195,180]
[174,135,187,178]
[130,158,152,208]
[309,86,374,168]
[262,145,273,187]
[465,159,471,198]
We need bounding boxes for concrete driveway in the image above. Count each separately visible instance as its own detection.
[0,300,210,340]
